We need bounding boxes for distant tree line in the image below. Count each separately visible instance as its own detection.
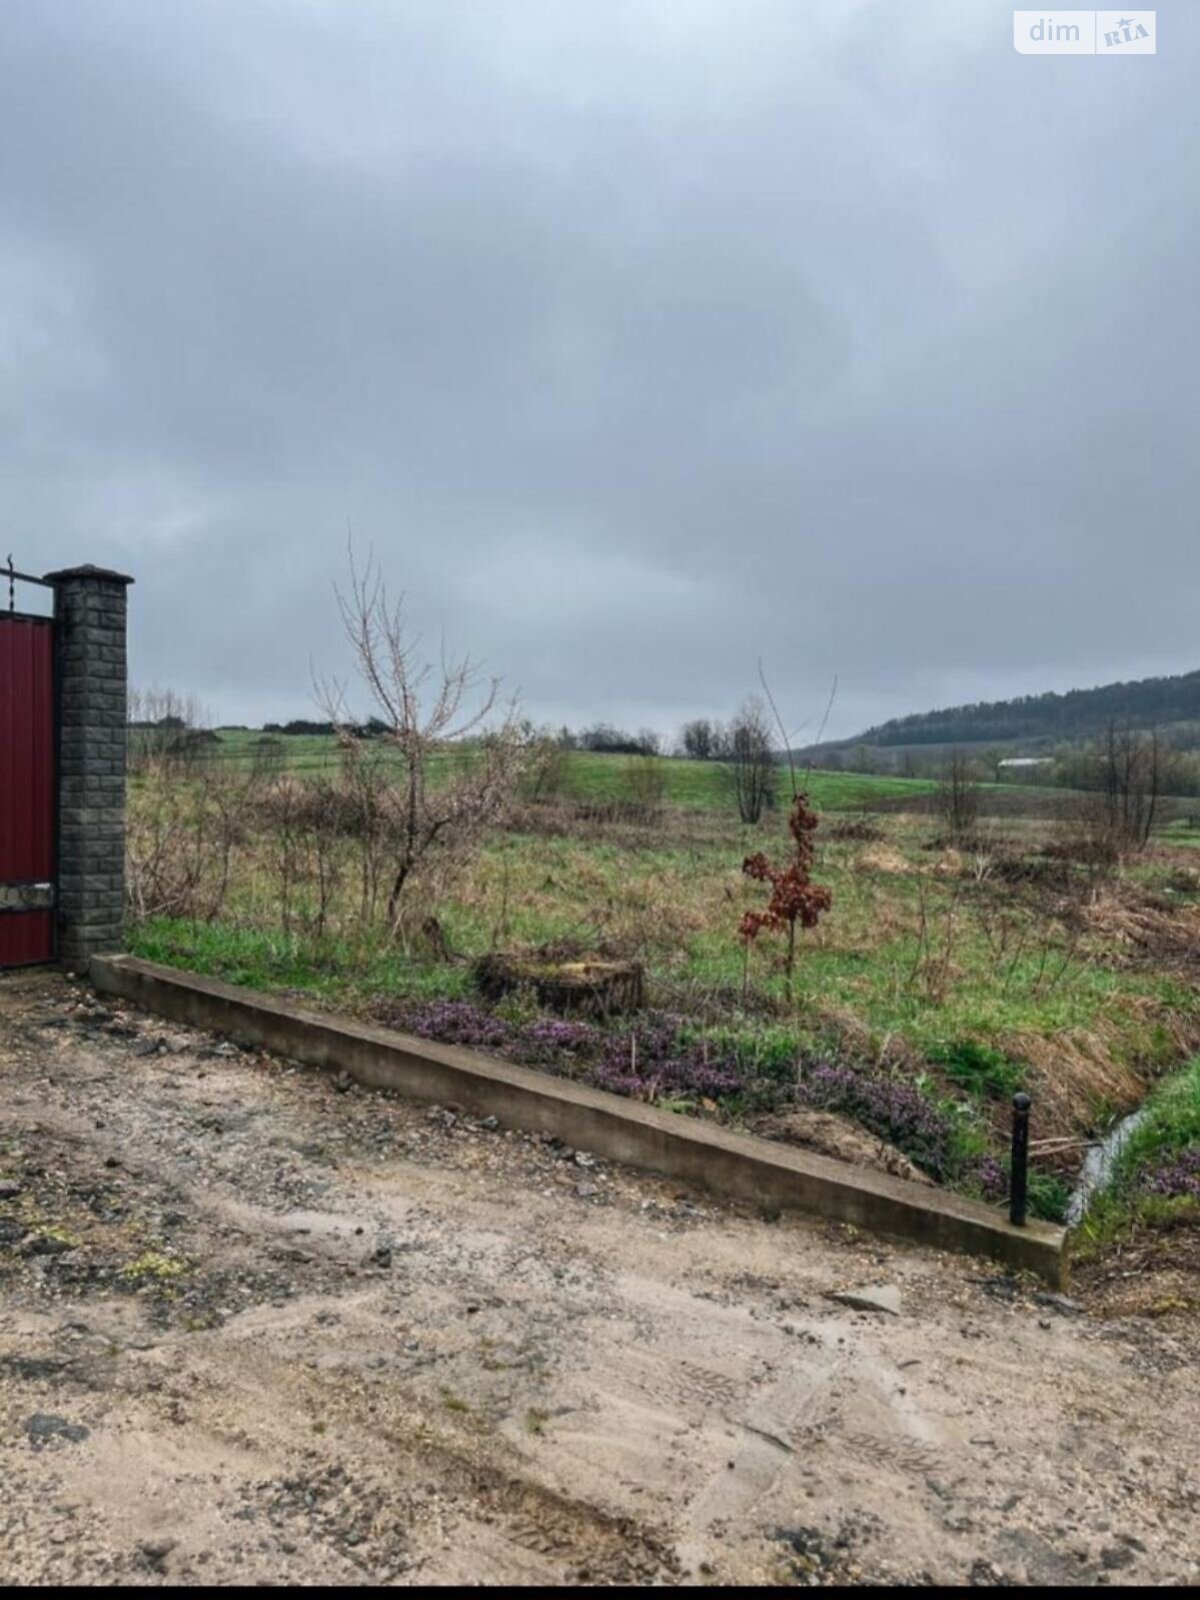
[852,668,1200,750]
[127,690,219,773]
[262,718,336,735]
[262,716,392,738]
[819,728,1200,797]
[572,723,663,756]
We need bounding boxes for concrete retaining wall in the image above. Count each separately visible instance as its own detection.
[90,954,1068,1286]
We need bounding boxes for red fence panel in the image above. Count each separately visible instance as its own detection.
[0,613,56,966]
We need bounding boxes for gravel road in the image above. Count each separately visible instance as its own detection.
[1,968,1197,1586]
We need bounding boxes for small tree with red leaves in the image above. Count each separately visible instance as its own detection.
[739,792,832,1001]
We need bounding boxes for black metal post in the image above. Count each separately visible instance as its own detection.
[1010,1092,1031,1227]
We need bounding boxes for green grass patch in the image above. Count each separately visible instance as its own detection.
[209,730,941,813]
[1076,1057,1200,1251]
[125,778,1200,1253]
[128,918,470,1008]
[927,1039,1027,1100]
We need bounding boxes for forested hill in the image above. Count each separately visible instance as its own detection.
[850,668,1200,749]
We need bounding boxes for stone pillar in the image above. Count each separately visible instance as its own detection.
[43,564,134,967]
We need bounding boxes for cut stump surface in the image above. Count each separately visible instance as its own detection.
[474,953,644,1017]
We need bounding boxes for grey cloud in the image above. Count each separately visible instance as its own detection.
[4,1,1197,735]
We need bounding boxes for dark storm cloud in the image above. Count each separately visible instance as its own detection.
[4,1,1196,737]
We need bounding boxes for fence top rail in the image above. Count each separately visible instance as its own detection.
[5,558,134,615]
[4,556,54,617]
[4,557,53,591]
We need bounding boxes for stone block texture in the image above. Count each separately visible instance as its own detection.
[45,566,132,964]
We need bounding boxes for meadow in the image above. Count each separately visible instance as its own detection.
[125,731,1200,1248]
[210,729,938,810]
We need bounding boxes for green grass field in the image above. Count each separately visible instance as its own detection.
[131,816,1196,1068]
[126,736,1200,1235]
[209,729,939,811]
[208,729,1146,819]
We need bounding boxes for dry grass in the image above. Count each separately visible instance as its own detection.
[128,778,1200,1204]
[856,844,910,875]
[1081,890,1200,967]
[1002,1028,1147,1143]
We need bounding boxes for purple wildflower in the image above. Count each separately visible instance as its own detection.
[972,1154,1008,1202]
[399,999,512,1052]
[1140,1147,1200,1199]
[384,997,958,1181]
[797,1060,955,1179]
[386,997,757,1106]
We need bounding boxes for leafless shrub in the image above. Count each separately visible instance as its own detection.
[126,687,260,922]
[967,847,994,885]
[679,718,720,761]
[256,775,347,940]
[1046,725,1164,890]
[316,545,527,937]
[1052,815,1122,890]
[312,733,396,927]
[718,697,778,824]
[517,729,573,804]
[1080,721,1162,857]
[127,686,216,776]
[904,875,966,1005]
[934,751,981,839]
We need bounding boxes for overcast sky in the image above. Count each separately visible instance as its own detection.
[5,2,1196,739]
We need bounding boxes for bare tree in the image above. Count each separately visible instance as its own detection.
[317,547,527,934]
[1082,721,1162,855]
[125,685,258,922]
[719,698,778,824]
[934,751,981,838]
[679,718,718,761]
[127,686,213,775]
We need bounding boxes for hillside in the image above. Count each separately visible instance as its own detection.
[813,668,1200,756]
[209,730,937,812]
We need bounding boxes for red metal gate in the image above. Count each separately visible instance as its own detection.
[0,610,56,967]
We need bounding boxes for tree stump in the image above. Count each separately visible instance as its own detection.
[473,953,644,1018]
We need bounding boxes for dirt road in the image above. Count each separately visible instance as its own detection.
[1,969,1197,1586]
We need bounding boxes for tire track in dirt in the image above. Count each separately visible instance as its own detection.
[4,970,1200,1586]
